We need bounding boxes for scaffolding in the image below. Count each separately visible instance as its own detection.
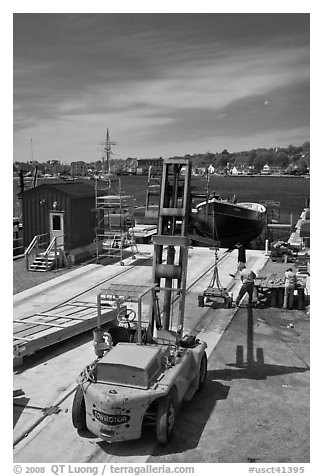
[95,180,137,265]
[261,200,281,225]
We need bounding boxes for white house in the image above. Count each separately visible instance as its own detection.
[261,163,271,175]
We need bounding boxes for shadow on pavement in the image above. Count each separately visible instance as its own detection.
[13,394,30,429]
[93,374,230,457]
[218,305,309,380]
[149,376,230,456]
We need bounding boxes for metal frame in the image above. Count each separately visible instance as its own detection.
[96,284,157,344]
[151,158,192,336]
[94,179,137,265]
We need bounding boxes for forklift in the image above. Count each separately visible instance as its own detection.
[72,159,208,444]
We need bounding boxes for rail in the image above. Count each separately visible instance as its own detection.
[25,234,49,270]
[43,235,65,270]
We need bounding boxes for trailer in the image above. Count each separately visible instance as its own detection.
[197,249,233,309]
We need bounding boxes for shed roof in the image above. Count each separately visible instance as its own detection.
[23,180,96,198]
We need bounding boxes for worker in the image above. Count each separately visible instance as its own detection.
[230,242,247,278]
[235,265,256,307]
[283,267,297,309]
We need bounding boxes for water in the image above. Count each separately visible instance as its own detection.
[13,175,310,225]
[120,174,310,225]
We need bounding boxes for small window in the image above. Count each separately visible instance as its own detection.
[52,215,61,231]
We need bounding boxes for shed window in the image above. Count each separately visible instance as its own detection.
[52,215,61,231]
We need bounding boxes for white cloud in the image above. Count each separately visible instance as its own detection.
[77,44,308,117]
[13,38,309,161]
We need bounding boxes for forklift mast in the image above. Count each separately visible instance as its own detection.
[151,158,192,336]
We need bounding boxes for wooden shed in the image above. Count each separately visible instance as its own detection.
[22,180,96,252]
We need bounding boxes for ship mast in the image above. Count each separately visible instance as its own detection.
[101,128,117,175]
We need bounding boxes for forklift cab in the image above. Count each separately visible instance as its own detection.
[96,284,159,348]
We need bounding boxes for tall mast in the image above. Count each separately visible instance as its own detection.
[102,128,117,174]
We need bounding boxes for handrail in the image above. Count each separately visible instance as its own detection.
[44,235,65,271]
[25,233,49,254]
[24,235,38,255]
[44,235,64,255]
[25,233,65,271]
[25,233,49,270]
[44,237,57,256]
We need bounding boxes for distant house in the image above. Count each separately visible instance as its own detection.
[246,166,256,175]
[216,166,228,175]
[193,167,206,176]
[134,157,163,175]
[261,163,271,175]
[71,161,87,177]
[230,166,245,175]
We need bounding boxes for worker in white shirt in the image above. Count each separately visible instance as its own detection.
[235,265,256,307]
[283,268,297,309]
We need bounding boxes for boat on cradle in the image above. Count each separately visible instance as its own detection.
[134,197,266,249]
[134,170,267,249]
[188,198,266,248]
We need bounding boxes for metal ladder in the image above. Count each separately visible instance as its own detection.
[150,158,192,336]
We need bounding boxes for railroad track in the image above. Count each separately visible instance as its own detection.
[13,247,232,363]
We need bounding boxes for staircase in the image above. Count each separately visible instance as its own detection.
[25,234,64,272]
[29,251,57,272]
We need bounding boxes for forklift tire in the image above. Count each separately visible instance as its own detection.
[72,386,87,431]
[156,391,177,444]
[198,352,208,390]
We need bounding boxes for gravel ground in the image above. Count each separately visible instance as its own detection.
[13,257,77,295]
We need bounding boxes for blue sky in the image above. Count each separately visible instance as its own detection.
[13,13,310,163]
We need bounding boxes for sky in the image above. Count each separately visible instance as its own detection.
[4,6,320,471]
[13,12,310,163]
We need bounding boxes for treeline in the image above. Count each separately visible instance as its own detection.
[173,141,310,173]
[13,141,310,176]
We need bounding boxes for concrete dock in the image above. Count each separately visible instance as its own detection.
[13,244,310,463]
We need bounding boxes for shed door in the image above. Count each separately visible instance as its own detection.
[49,212,64,248]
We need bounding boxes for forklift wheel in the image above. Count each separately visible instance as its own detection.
[198,352,208,390]
[156,390,177,444]
[72,386,87,430]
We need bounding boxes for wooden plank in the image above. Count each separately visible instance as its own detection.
[63,301,98,308]
[13,336,34,342]
[14,319,67,329]
[13,303,99,337]
[47,304,97,317]
[13,307,119,359]
[13,311,98,339]
[37,313,90,322]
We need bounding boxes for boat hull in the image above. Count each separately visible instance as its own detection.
[189,200,266,248]
[134,200,266,248]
